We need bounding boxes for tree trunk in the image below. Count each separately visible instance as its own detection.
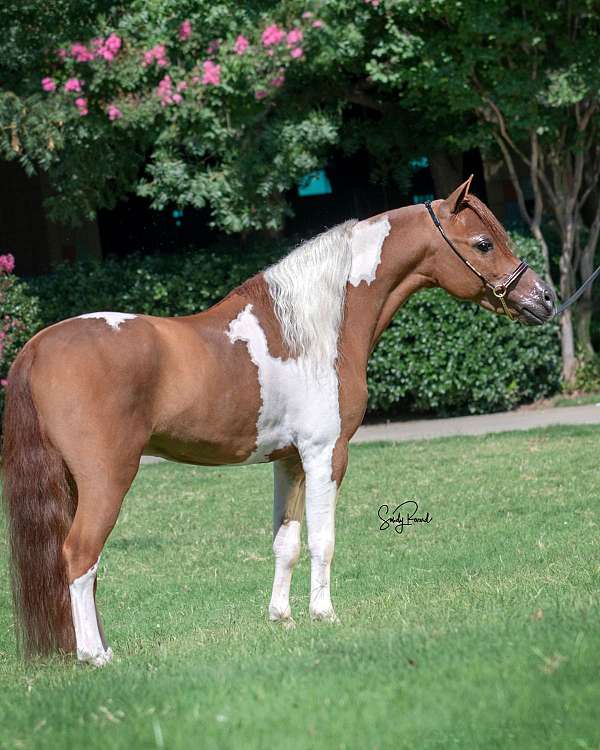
[559,248,578,384]
[575,245,595,357]
[429,151,463,198]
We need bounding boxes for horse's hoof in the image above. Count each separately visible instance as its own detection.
[268,606,296,630]
[77,647,113,667]
[309,608,340,624]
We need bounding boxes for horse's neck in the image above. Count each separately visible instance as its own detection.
[339,207,431,372]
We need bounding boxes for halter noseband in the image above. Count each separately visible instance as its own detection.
[425,201,528,321]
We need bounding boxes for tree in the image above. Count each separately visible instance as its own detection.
[364,0,600,382]
[1,0,597,382]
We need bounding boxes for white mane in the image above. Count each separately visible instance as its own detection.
[264,221,357,367]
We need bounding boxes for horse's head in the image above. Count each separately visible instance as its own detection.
[425,177,555,325]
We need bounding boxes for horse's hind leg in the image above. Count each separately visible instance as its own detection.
[268,455,305,626]
[62,456,140,666]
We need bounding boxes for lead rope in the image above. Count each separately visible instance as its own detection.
[555,264,600,316]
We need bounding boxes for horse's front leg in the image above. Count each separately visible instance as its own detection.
[303,442,348,623]
[268,455,305,626]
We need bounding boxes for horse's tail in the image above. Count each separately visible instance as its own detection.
[2,346,77,657]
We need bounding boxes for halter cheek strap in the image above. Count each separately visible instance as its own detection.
[424,201,528,321]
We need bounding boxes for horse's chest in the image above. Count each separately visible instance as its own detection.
[227,305,341,464]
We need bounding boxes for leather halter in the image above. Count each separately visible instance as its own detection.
[425,201,529,321]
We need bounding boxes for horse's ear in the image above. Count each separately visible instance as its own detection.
[440,175,474,216]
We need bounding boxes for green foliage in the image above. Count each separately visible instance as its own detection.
[570,353,600,394]
[28,232,561,417]
[0,271,42,415]
[1,1,599,234]
[28,241,282,322]
[367,233,561,415]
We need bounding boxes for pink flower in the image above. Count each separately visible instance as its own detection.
[312,20,324,28]
[64,78,83,93]
[179,20,192,41]
[41,77,56,92]
[143,44,168,68]
[302,11,313,18]
[75,97,88,116]
[290,47,304,59]
[92,34,122,62]
[286,29,303,46]
[270,72,285,88]
[202,60,221,85]
[176,81,188,91]
[107,104,122,121]
[233,34,249,55]
[262,24,285,46]
[0,379,7,388]
[71,42,94,62]
[0,254,15,274]
[57,48,68,60]
[172,93,183,104]
[156,74,173,105]
[105,33,122,55]
[255,89,267,100]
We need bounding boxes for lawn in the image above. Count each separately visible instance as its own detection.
[0,426,599,750]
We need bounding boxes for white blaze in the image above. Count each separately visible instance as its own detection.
[78,312,137,329]
[349,217,391,286]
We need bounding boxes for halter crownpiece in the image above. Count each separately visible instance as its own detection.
[424,201,528,321]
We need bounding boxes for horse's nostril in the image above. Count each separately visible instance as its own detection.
[543,289,552,302]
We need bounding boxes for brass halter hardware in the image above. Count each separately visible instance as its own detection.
[425,201,528,321]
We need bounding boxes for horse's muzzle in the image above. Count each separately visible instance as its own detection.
[517,279,556,325]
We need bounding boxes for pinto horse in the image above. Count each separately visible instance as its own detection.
[2,178,555,665]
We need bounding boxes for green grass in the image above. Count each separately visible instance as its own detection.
[553,392,600,408]
[1,426,599,750]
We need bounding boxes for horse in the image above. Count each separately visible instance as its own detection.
[2,177,555,666]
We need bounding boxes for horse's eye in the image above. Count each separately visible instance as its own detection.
[476,239,493,252]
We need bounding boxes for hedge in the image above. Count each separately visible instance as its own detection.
[0,259,43,417]
[23,232,561,417]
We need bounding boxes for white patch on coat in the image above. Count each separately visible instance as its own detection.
[78,312,137,329]
[226,305,341,466]
[264,221,355,365]
[69,558,113,667]
[348,217,391,286]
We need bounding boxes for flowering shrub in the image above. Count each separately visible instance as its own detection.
[0,2,345,232]
[0,255,42,420]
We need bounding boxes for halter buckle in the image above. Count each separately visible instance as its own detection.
[493,285,513,320]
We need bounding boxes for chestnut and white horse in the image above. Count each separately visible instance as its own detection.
[2,178,555,665]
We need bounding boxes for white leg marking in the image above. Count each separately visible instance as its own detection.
[349,217,391,286]
[304,459,339,623]
[78,312,137,329]
[69,558,113,666]
[269,520,301,626]
[268,461,304,626]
